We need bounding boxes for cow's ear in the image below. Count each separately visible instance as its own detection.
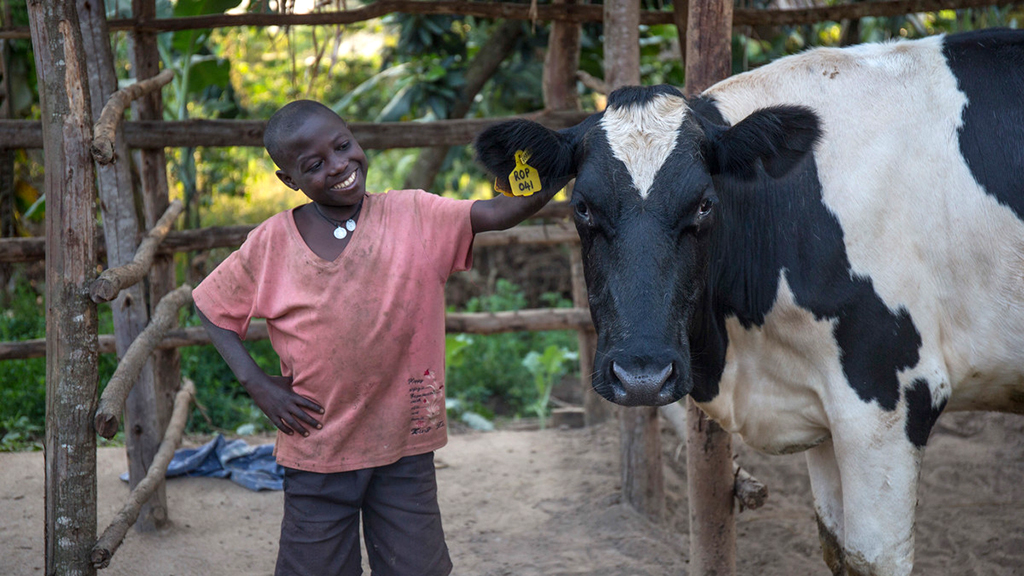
[707,106,821,180]
[474,117,588,192]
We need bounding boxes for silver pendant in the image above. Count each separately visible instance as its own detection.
[345,219,356,232]
[334,226,347,239]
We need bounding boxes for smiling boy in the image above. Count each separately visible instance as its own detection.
[192,100,567,575]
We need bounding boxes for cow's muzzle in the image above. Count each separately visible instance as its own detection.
[608,359,681,406]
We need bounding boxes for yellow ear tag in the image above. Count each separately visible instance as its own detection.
[508,150,542,197]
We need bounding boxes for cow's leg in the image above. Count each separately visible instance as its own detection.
[832,423,923,576]
[806,439,846,575]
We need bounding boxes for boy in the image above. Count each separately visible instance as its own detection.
[193,100,568,576]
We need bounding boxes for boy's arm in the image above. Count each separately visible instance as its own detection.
[196,307,324,436]
[470,175,573,233]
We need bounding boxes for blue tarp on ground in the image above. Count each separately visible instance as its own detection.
[120,434,283,491]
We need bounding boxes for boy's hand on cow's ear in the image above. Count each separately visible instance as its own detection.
[471,174,569,234]
[243,373,324,437]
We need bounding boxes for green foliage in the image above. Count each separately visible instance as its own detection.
[0,279,117,451]
[443,280,578,418]
[0,278,282,448]
[1,281,50,450]
[523,344,577,427]
[732,8,1019,75]
[0,415,43,451]
[181,342,280,436]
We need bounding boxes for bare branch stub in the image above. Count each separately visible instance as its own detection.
[89,198,183,303]
[92,378,196,568]
[94,284,193,439]
[91,68,174,164]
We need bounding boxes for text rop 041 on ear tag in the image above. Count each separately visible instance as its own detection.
[508,150,541,197]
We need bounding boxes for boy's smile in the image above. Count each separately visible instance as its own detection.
[331,171,358,192]
[275,109,368,220]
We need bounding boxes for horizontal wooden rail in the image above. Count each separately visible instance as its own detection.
[0,0,1015,40]
[91,378,195,569]
[474,219,578,248]
[94,285,194,439]
[0,109,592,150]
[1,307,593,361]
[89,199,184,303]
[446,307,592,333]
[0,204,574,264]
[92,69,175,164]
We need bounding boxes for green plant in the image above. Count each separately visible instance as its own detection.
[522,345,577,428]
[443,280,578,418]
[0,415,43,452]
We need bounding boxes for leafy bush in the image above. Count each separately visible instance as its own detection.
[523,345,578,427]
[0,283,46,440]
[443,279,578,418]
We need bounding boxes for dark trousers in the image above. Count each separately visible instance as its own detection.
[275,452,452,576]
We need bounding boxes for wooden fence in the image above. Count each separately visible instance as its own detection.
[4,0,1018,574]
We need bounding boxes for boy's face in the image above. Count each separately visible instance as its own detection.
[275,111,367,208]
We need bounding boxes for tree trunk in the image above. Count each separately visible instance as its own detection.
[0,32,14,302]
[543,0,581,112]
[684,0,737,571]
[27,1,100,574]
[127,0,178,532]
[603,0,640,90]
[402,19,524,192]
[673,0,689,67]
[80,0,169,532]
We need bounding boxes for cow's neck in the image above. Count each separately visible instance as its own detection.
[689,156,825,403]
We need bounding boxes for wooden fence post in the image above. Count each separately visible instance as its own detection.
[604,0,665,523]
[26,2,100,574]
[541,0,607,426]
[684,0,737,572]
[0,24,13,299]
[125,0,177,531]
[79,0,169,532]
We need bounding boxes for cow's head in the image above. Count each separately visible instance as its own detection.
[475,85,819,406]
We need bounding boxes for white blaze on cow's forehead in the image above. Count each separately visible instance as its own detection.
[600,94,689,199]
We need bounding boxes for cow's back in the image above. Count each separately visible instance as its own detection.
[704,30,1024,417]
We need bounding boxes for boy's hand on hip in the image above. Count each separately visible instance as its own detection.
[246,374,325,437]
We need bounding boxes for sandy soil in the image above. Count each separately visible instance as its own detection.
[1,411,1022,576]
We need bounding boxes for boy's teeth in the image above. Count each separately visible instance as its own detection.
[333,172,357,190]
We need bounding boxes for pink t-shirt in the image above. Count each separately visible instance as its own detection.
[193,189,475,473]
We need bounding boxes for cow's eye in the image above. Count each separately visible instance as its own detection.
[574,201,592,224]
[697,198,714,218]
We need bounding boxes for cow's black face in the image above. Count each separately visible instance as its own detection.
[570,109,718,406]
[474,85,819,407]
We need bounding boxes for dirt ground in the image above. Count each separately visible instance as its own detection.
[1,411,1022,576]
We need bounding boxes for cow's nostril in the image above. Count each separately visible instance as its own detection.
[610,361,674,405]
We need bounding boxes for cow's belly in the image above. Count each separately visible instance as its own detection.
[932,238,1024,414]
[940,305,1024,414]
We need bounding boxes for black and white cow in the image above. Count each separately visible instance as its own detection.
[475,28,1024,576]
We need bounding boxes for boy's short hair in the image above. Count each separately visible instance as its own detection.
[264,100,346,169]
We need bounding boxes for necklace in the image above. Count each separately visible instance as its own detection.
[313,200,362,240]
